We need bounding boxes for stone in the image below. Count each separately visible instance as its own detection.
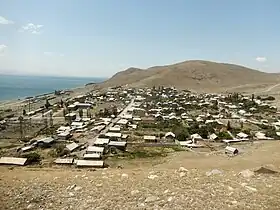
[148,175,158,180]
[121,173,129,179]
[145,196,159,203]
[239,169,254,178]
[206,169,223,176]
[228,186,234,191]
[167,197,173,202]
[27,204,33,209]
[69,192,75,197]
[67,184,76,190]
[179,172,186,177]
[131,190,140,196]
[74,186,82,191]
[164,189,169,194]
[178,167,188,172]
[245,186,257,192]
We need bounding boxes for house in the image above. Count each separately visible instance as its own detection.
[71,121,85,129]
[36,137,55,147]
[191,133,203,141]
[109,127,121,132]
[225,146,239,155]
[66,142,80,152]
[209,133,218,141]
[108,141,127,150]
[105,132,122,139]
[57,132,72,140]
[76,160,104,168]
[144,135,157,142]
[68,104,78,111]
[91,125,106,133]
[94,138,110,146]
[255,132,273,140]
[86,146,104,155]
[116,119,129,126]
[65,113,77,121]
[0,157,27,166]
[236,132,249,139]
[20,145,34,152]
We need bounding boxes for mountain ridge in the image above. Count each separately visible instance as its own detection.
[101,60,280,91]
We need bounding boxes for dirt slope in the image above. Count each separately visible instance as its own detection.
[1,141,280,210]
[101,60,280,92]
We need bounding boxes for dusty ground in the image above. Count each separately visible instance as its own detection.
[1,141,280,210]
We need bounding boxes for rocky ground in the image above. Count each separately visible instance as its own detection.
[1,141,280,210]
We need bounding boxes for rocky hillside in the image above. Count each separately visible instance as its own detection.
[101,60,280,92]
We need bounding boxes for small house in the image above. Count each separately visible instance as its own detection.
[86,146,104,155]
[144,135,157,142]
[76,160,104,168]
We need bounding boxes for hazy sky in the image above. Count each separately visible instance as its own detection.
[0,0,279,77]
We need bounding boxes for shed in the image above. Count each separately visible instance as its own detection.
[54,158,74,165]
[76,160,104,168]
[225,146,239,155]
[0,157,27,166]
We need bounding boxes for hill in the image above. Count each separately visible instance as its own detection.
[101,60,280,92]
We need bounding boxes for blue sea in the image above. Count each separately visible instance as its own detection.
[0,75,106,101]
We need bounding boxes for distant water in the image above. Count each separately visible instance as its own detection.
[0,75,105,101]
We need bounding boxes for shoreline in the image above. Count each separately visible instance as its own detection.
[0,76,106,106]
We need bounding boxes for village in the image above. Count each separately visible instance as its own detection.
[0,85,280,168]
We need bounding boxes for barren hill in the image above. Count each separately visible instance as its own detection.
[101,60,280,92]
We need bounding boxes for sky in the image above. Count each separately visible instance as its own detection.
[0,0,280,77]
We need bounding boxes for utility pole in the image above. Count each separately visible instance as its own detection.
[18,116,24,140]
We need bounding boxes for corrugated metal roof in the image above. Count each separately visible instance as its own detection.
[66,142,79,152]
[86,146,104,153]
[54,158,74,164]
[76,160,104,167]
[83,153,101,159]
[0,157,27,166]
